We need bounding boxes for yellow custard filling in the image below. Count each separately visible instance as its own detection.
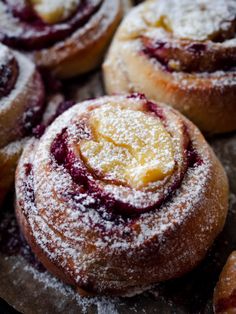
[30,0,79,24]
[80,105,175,188]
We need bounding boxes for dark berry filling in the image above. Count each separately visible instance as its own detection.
[128,93,166,121]
[0,50,45,138]
[51,128,69,166]
[24,162,32,176]
[186,43,206,54]
[48,97,203,217]
[127,92,146,100]
[142,40,173,72]
[23,163,35,205]
[33,100,76,139]
[0,55,18,98]
[55,100,76,118]
[20,73,45,136]
[142,36,236,73]
[32,124,46,139]
[187,143,203,168]
[4,0,39,22]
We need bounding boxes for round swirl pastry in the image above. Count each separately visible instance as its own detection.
[15,94,228,295]
[103,0,236,134]
[214,252,236,313]
[0,43,44,206]
[0,0,123,79]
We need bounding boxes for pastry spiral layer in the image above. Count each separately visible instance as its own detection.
[214,252,236,313]
[103,0,236,133]
[0,0,122,78]
[0,43,44,206]
[15,94,228,295]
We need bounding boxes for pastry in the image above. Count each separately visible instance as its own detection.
[103,0,236,134]
[214,251,236,313]
[0,0,123,79]
[0,43,45,206]
[15,94,228,295]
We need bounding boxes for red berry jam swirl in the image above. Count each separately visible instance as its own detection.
[22,95,203,222]
[21,89,45,137]
[142,37,236,73]
[0,51,18,98]
[140,0,236,73]
[0,0,102,50]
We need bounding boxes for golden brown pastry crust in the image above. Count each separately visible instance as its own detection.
[15,95,228,296]
[32,0,123,78]
[0,0,123,79]
[0,140,26,205]
[214,252,236,314]
[103,0,236,134]
[0,44,44,206]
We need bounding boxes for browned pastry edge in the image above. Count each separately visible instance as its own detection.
[16,147,228,296]
[104,49,236,134]
[103,2,236,134]
[0,45,45,207]
[214,251,236,314]
[0,140,26,206]
[32,0,123,78]
[15,96,229,296]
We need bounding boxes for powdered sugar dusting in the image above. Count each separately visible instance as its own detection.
[0,42,44,204]
[172,70,236,89]
[0,51,35,112]
[24,263,119,314]
[107,0,236,90]
[80,104,175,188]
[0,46,44,149]
[15,95,227,295]
[142,0,236,41]
[0,43,13,68]
[0,138,28,158]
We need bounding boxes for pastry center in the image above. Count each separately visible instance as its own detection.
[143,0,236,41]
[30,0,80,24]
[79,105,175,188]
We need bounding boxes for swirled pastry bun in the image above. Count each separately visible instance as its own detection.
[0,43,44,206]
[103,0,236,134]
[16,94,228,296]
[0,0,123,79]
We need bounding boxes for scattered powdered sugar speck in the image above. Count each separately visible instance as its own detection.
[24,264,120,314]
